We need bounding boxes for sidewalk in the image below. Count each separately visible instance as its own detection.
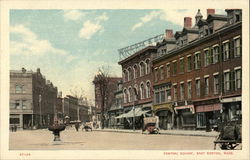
[92,128,219,137]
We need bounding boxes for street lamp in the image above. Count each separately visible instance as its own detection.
[39,94,42,127]
[133,88,138,131]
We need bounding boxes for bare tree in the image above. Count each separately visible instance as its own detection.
[93,66,111,129]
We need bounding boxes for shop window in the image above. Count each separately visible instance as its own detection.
[187,81,192,99]
[194,52,201,69]
[187,56,192,71]
[235,69,242,89]
[214,75,219,94]
[195,79,200,97]
[204,77,209,95]
[213,46,220,64]
[223,42,230,61]
[234,37,241,57]
[155,91,160,104]
[10,117,20,124]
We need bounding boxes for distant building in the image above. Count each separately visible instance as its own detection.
[10,68,58,129]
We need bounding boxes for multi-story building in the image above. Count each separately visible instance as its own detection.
[152,9,242,130]
[107,80,123,128]
[118,45,157,129]
[10,68,58,129]
[64,95,78,121]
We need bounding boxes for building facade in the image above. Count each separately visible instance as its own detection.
[10,68,58,129]
[152,9,242,130]
[118,46,157,129]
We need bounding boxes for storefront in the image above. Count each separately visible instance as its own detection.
[195,103,222,129]
[153,103,173,130]
[174,105,195,129]
[221,96,241,122]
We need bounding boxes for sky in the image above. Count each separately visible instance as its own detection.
[10,9,226,103]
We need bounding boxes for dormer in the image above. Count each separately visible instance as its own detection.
[225,9,242,25]
[206,9,227,33]
[156,29,176,57]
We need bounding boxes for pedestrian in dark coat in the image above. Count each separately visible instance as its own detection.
[14,125,17,132]
[75,123,79,132]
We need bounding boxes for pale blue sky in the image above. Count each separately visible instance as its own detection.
[10,9,226,103]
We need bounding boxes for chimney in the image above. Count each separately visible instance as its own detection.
[165,29,173,40]
[37,68,40,73]
[184,17,192,28]
[207,9,215,15]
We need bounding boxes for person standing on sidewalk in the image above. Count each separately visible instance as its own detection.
[14,124,17,132]
[75,123,79,132]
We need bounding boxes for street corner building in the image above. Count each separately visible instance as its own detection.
[9,68,58,130]
[152,9,242,130]
[117,9,242,131]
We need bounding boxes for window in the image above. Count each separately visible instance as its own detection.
[123,70,127,82]
[10,117,20,124]
[214,74,219,94]
[133,86,138,101]
[160,66,164,80]
[133,65,138,79]
[146,82,151,98]
[187,81,192,99]
[235,69,241,89]
[145,59,150,74]
[234,37,241,57]
[166,86,171,101]
[123,89,128,103]
[204,49,212,66]
[180,58,184,73]
[180,83,184,100]
[224,71,230,92]
[213,46,220,64]
[223,42,230,61]
[15,85,25,93]
[154,68,158,82]
[128,68,132,81]
[173,85,177,101]
[204,77,209,95]
[166,64,170,78]
[196,79,200,97]
[160,90,165,103]
[155,91,160,104]
[15,100,21,109]
[187,56,192,71]
[140,83,144,99]
[22,100,27,109]
[128,88,132,102]
[140,62,146,76]
[173,61,177,75]
[194,52,201,69]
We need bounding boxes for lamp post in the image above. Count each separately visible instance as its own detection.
[39,94,42,128]
[132,88,138,131]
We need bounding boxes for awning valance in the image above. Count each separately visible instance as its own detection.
[115,108,150,119]
[174,105,195,114]
[153,103,173,112]
[220,96,241,103]
[195,104,221,113]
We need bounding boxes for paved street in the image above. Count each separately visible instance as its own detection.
[9,127,217,150]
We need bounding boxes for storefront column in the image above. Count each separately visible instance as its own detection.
[31,114,34,127]
[19,114,23,130]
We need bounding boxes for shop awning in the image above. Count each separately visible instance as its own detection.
[195,104,221,113]
[152,103,173,112]
[174,105,195,114]
[115,108,150,119]
[220,96,241,103]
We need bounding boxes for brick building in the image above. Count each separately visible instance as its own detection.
[152,9,242,130]
[118,46,157,129]
[10,68,58,129]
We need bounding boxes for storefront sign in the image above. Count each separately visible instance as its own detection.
[174,105,195,114]
[195,104,221,113]
[220,96,241,103]
[153,103,173,112]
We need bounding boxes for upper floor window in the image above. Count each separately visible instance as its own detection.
[154,68,158,82]
[213,74,219,95]
[145,59,151,74]
[146,81,151,98]
[128,88,132,102]
[180,82,184,100]
[140,83,145,99]
[123,89,128,103]
[187,56,192,71]
[194,52,201,69]
[166,86,171,101]
[155,90,160,104]
[213,45,220,64]
[15,85,25,93]
[195,79,200,97]
[222,41,230,61]
[187,81,192,99]
[204,49,212,66]
[234,36,241,57]
[172,61,177,75]
[166,64,170,78]
[139,62,146,77]
[173,84,177,101]
[235,68,242,89]
[133,65,138,79]
[180,58,184,73]
[160,66,164,80]
[128,67,132,81]
[204,76,209,95]
[160,89,166,103]
[224,71,230,92]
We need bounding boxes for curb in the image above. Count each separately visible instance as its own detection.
[92,129,218,137]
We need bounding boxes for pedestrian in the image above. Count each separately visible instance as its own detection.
[11,126,14,132]
[75,123,79,132]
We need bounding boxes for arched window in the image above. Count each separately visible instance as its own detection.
[133,64,138,79]
[128,87,133,102]
[128,67,132,80]
[139,61,146,77]
[145,59,150,74]
[146,81,151,98]
[140,82,144,99]
[123,70,127,82]
[134,84,138,101]
[123,89,128,103]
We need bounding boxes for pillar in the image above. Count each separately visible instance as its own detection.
[19,114,23,130]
